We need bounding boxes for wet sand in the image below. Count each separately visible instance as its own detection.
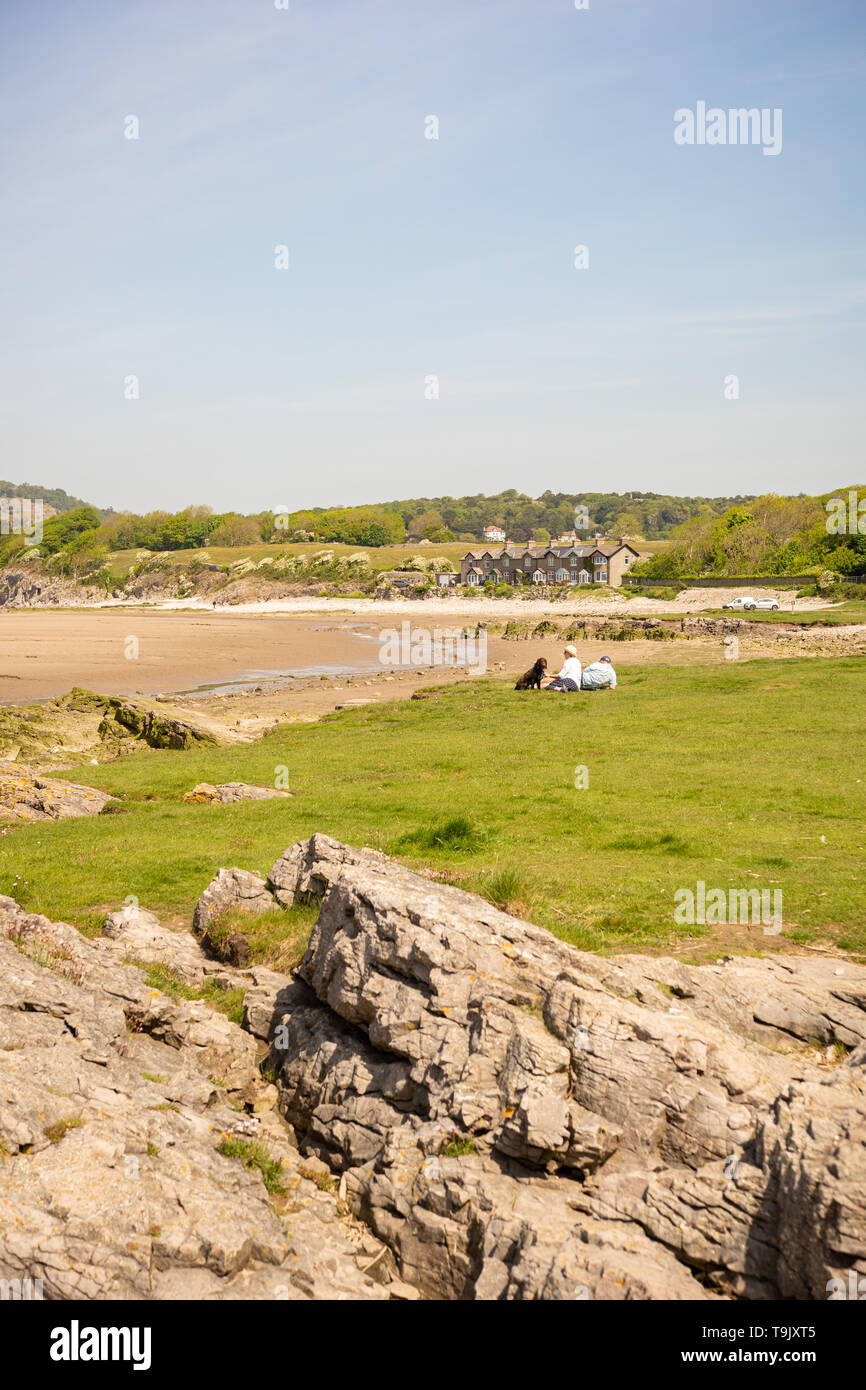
[0,606,739,717]
[0,609,389,704]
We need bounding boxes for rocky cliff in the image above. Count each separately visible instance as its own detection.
[1,835,864,1301]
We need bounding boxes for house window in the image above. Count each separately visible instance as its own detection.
[467,571,479,586]
[524,556,531,568]
[596,568,608,582]
[555,569,569,582]
[624,555,630,565]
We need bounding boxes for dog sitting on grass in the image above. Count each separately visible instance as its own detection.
[514,657,547,690]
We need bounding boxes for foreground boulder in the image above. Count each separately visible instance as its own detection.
[193,867,275,937]
[247,835,866,1301]
[0,760,114,820]
[0,897,393,1300]
[4,837,865,1301]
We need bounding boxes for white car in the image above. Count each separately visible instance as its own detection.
[722,596,757,610]
[753,597,780,611]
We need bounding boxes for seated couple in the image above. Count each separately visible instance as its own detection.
[546,645,617,692]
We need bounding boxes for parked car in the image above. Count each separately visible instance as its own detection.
[753,598,780,611]
[722,596,757,610]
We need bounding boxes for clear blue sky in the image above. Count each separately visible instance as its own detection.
[1,0,864,513]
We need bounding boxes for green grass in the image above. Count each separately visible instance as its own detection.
[1,659,864,956]
[479,864,536,915]
[217,1137,286,1194]
[134,963,247,1024]
[197,902,317,975]
[390,814,488,854]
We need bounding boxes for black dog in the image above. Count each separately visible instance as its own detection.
[515,657,547,690]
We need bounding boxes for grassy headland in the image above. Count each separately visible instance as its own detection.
[2,657,863,959]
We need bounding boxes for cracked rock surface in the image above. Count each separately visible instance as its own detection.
[251,835,866,1300]
[3,835,865,1301]
[0,897,392,1300]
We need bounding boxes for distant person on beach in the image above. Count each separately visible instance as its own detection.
[581,655,617,690]
[545,645,582,691]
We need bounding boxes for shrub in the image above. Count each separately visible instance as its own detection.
[480,865,535,915]
[391,815,487,854]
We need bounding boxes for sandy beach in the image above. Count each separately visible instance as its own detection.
[0,604,747,710]
[0,598,848,728]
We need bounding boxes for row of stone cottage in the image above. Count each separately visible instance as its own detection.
[459,539,640,587]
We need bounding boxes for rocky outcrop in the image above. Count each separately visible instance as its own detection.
[102,902,232,987]
[0,760,114,820]
[248,836,866,1301]
[501,617,679,642]
[94,695,220,750]
[192,867,276,937]
[0,567,104,609]
[0,689,257,771]
[4,837,865,1301]
[0,897,394,1300]
[183,782,292,804]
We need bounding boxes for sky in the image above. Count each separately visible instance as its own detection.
[0,0,864,514]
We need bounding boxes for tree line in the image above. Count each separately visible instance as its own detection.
[631,491,866,579]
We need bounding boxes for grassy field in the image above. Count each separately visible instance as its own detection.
[2,657,864,961]
[105,541,470,578]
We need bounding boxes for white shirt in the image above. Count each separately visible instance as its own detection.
[557,656,582,683]
[582,661,617,688]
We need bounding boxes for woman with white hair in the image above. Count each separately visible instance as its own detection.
[545,644,582,692]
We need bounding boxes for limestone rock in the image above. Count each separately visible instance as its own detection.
[100,903,250,991]
[6,836,866,1302]
[0,913,390,1300]
[267,832,392,908]
[192,867,275,937]
[0,761,114,820]
[183,782,292,804]
[250,836,866,1301]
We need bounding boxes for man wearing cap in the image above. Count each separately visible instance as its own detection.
[581,655,617,690]
[545,644,582,692]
